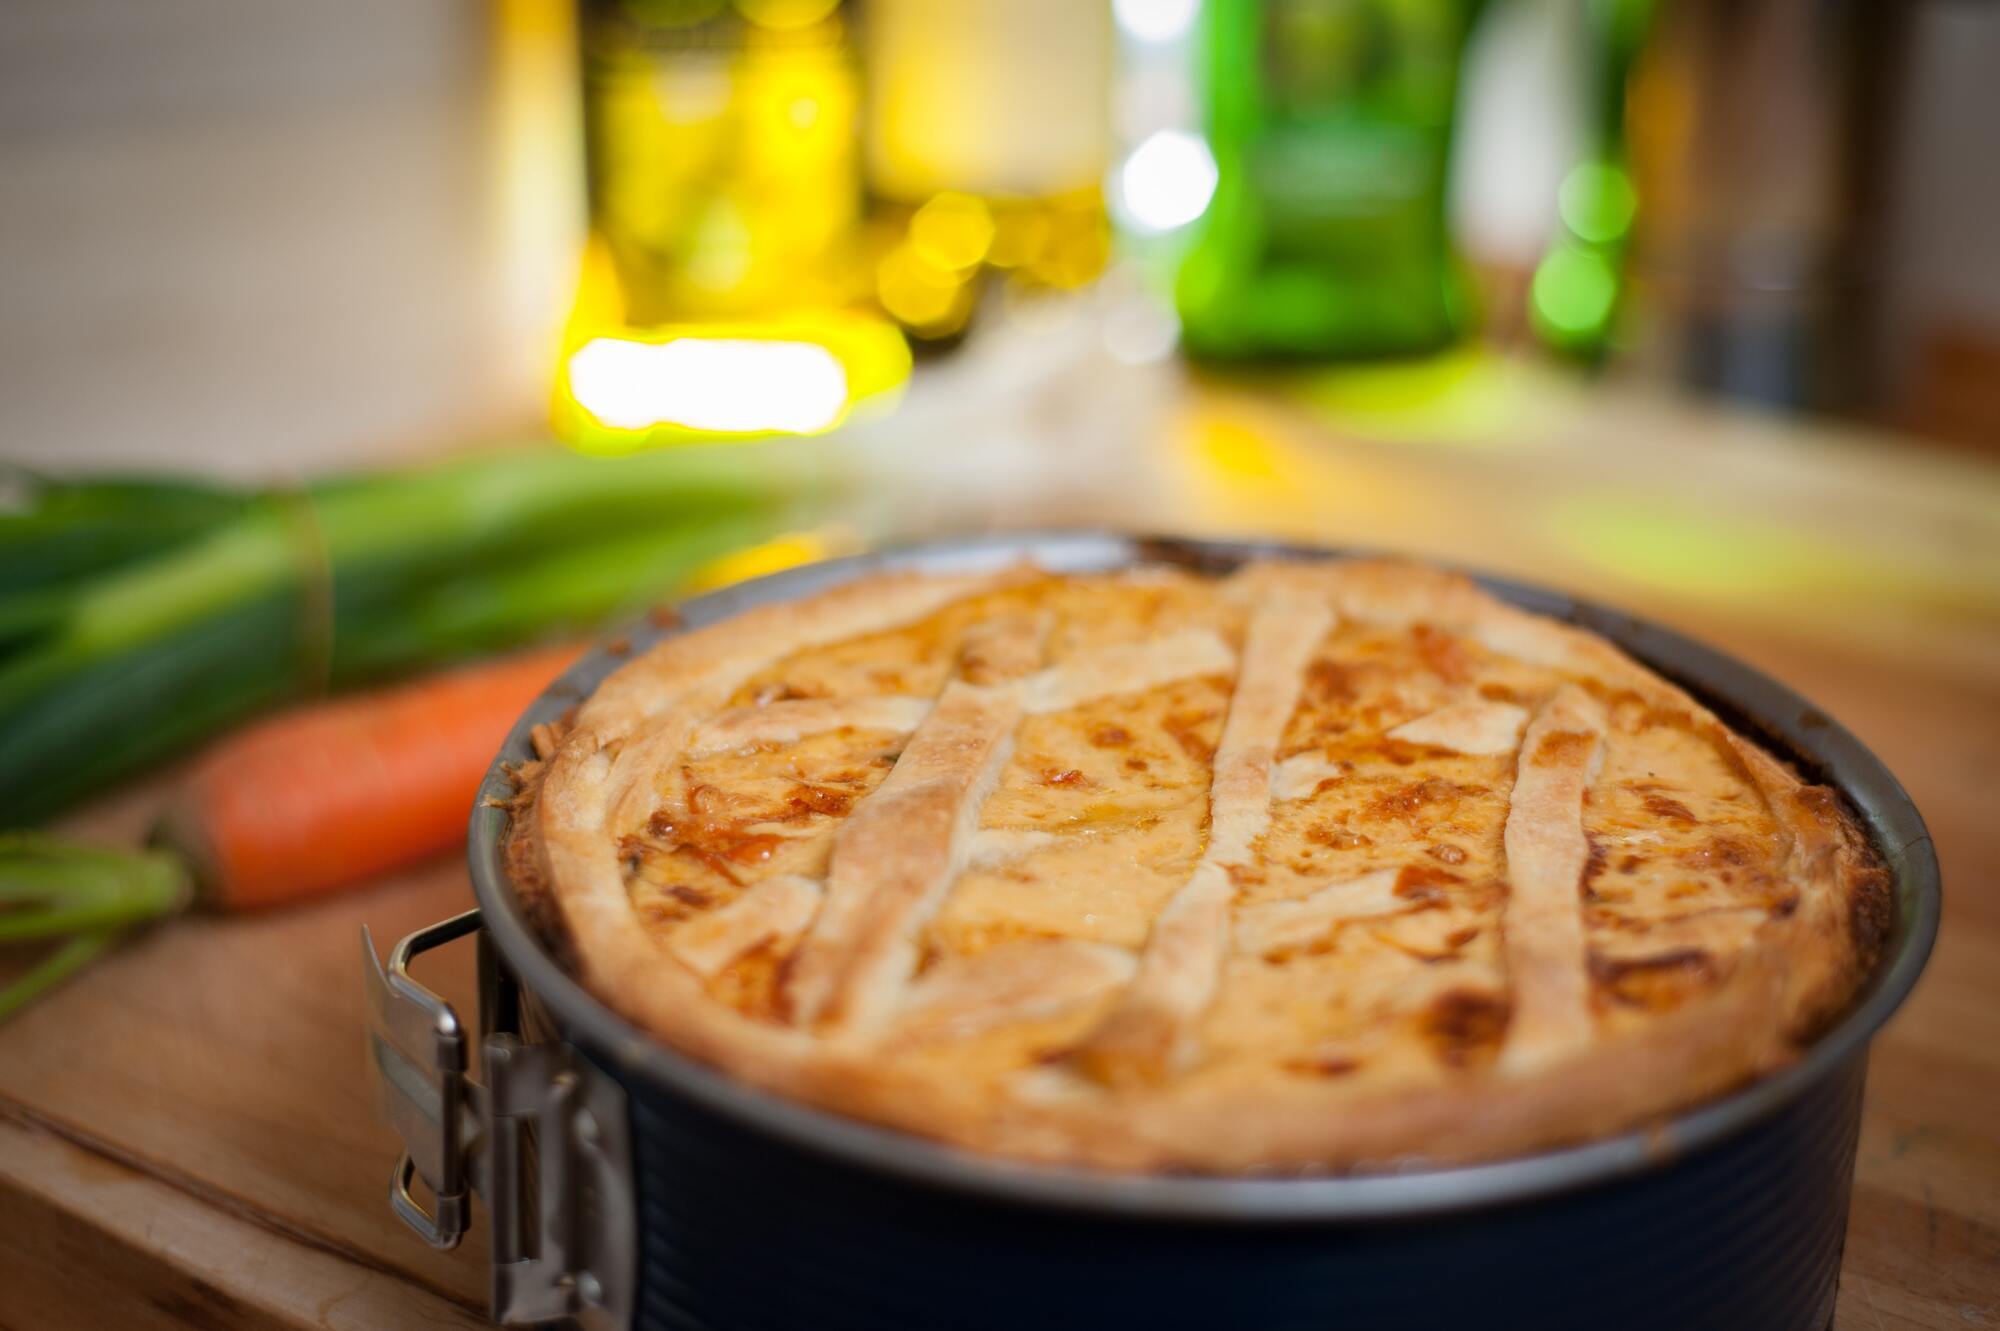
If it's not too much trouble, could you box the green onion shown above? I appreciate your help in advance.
[0,833,189,1022]
[0,440,837,825]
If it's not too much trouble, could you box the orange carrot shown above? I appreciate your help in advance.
[157,643,584,910]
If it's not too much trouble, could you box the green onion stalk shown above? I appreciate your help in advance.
[0,440,839,1014]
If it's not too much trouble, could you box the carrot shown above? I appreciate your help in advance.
[156,643,584,910]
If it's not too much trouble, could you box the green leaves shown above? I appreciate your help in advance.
[0,833,189,941]
[0,441,835,825]
[0,834,190,1021]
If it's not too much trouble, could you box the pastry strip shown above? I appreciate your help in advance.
[1232,869,1406,955]
[965,827,1060,868]
[1497,686,1606,1074]
[1071,595,1334,1085]
[1271,753,1343,801]
[1387,701,1529,755]
[783,616,1045,1039]
[687,696,933,758]
[891,939,1137,1043]
[1023,629,1235,715]
[667,875,823,978]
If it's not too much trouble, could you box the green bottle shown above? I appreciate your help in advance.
[1176,0,1486,361]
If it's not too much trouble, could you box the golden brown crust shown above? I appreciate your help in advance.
[508,558,1889,1174]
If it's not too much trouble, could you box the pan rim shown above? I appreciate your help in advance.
[465,530,1939,1222]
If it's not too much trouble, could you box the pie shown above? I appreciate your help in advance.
[504,558,1890,1172]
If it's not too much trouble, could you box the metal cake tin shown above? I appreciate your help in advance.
[366,532,1939,1331]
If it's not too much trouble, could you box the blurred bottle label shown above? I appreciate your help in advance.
[580,0,863,325]
[863,0,1111,201]
[860,0,1112,342]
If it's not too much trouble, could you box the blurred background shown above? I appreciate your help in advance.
[2,0,1998,830]
[2,10,1998,1323]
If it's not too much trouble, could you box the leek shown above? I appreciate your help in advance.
[0,441,832,824]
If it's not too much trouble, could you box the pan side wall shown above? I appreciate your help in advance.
[614,1050,1865,1331]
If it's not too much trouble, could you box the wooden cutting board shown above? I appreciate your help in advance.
[1,619,1995,1330]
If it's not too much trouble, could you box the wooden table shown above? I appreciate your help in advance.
[2,375,1996,1327]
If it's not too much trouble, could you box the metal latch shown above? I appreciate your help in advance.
[364,910,634,1328]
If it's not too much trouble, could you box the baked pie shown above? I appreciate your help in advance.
[506,559,1889,1172]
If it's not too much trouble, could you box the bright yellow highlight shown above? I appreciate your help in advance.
[682,527,857,594]
[553,313,910,452]
[909,193,996,271]
[876,244,974,334]
[568,337,848,433]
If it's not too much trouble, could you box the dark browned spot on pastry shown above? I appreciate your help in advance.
[1396,863,1461,901]
[1162,709,1220,763]
[785,783,854,818]
[1681,835,1755,871]
[1376,922,1476,964]
[1305,658,1359,704]
[1089,723,1133,748]
[1576,680,1647,712]
[1371,738,1441,767]
[1530,729,1596,767]
[1282,1052,1361,1078]
[1420,988,1510,1068]
[1225,862,1268,888]
[1580,837,1610,902]
[1618,853,1645,874]
[660,831,748,879]
[1594,949,1715,1013]
[1306,822,1371,850]
[635,898,690,927]
[711,942,788,1022]
[753,680,823,704]
[1427,842,1468,865]
[1478,682,1523,703]
[1124,756,1150,772]
[1412,623,1472,683]
[1457,877,1507,913]
[1362,778,1486,823]
[1793,785,1844,822]
[1643,792,1698,824]
[1263,932,1342,965]
[1040,767,1091,787]
[664,883,714,908]
[1849,865,1893,962]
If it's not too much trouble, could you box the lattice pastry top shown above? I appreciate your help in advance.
[507,559,1889,1172]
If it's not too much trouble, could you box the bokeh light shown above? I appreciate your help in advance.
[908,192,997,272]
[1530,245,1620,343]
[1113,0,1200,45]
[567,335,849,433]
[1557,162,1638,247]
[1116,129,1218,234]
